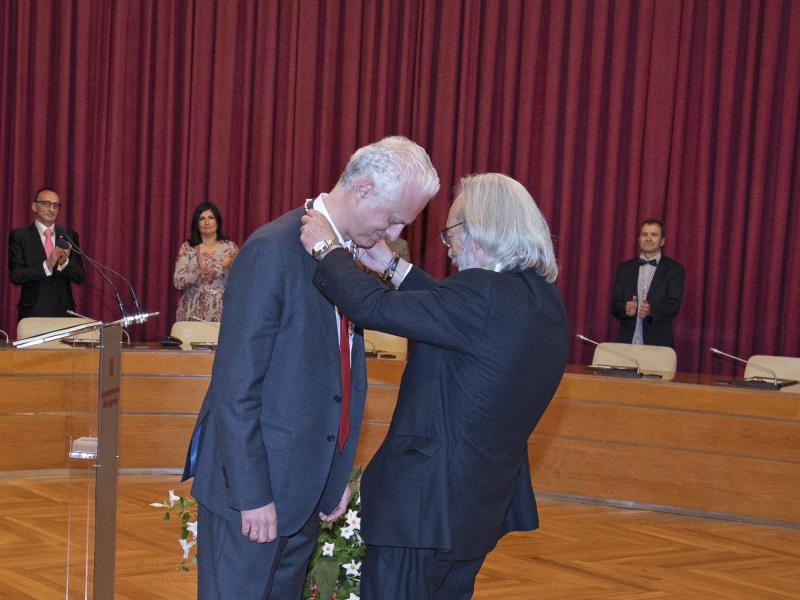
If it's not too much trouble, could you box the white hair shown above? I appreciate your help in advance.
[339,136,440,201]
[457,173,558,282]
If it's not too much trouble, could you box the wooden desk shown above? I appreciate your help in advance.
[531,366,800,525]
[1,349,798,525]
[0,347,401,472]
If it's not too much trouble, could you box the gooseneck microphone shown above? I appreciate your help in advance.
[709,347,779,387]
[56,234,127,320]
[576,334,643,377]
[57,232,145,321]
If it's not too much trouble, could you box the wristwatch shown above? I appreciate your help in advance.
[311,239,341,260]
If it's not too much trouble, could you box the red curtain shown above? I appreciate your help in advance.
[1,1,798,373]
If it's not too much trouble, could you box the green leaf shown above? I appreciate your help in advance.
[162,512,170,521]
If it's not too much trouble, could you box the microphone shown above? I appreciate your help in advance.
[0,329,10,346]
[576,334,642,377]
[57,233,127,320]
[58,231,146,321]
[709,347,779,388]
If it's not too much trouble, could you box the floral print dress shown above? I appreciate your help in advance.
[173,240,238,322]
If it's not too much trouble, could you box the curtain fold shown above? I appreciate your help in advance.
[1,0,798,372]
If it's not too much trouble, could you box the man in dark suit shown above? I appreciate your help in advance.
[301,173,569,599]
[611,218,685,347]
[182,136,439,599]
[8,188,85,322]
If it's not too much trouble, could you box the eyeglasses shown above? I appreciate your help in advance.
[35,201,61,210]
[438,221,465,248]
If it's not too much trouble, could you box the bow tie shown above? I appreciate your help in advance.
[638,258,658,267]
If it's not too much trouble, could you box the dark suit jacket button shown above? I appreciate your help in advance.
[327,435,335,442]
[333,394,341,403]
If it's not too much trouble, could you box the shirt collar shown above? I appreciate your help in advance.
[35,220,55,236]
[639,251,662,263]
[310,193,353,250]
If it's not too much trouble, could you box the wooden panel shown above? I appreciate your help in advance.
[537,398,800,462]
[119,415,198,469]
[362,384,399,422]
[121,351,214,376]
[354,422,389,466]
[529,435,800,523]
[558,372,800,419]
[120,378,208,413]
[0,416,67,470]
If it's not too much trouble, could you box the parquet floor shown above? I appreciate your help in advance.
[0,475,798,599]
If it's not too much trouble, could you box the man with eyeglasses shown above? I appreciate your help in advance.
[301,173,568,599]
[8,188,85,321]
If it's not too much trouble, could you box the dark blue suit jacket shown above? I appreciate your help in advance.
[8,224,85,320]
[183,208,367,536]
[611,255,685,347]
[314,250,568,560]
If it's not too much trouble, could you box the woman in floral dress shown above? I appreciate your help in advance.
[173,201,239,322]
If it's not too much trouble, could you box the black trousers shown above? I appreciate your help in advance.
[361,544,485,600]
[197,503,319,600]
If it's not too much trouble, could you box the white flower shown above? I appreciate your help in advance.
[322,542,335,557]
[347,594,360,600]
[168,489,180,507]
[342,560,362,576]
[186,521,198,539]
[179,538,193,560]
[340,524,355,539]
[345,509,361,530]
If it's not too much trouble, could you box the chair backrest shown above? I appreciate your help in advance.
[170,321,220,351]
[592,342,677,376]
[744,355,800,393]
[16,317,97,349]
[363,330,408,358]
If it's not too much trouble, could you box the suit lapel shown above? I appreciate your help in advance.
[27,224,46,263]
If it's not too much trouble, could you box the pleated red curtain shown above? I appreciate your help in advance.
[1,0,798,373]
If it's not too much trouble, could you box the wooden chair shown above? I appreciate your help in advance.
[16,317,97,349]
[744,355,800,393]
[363,330,408,359]
[592,343,677,378]
[170,320,220,351]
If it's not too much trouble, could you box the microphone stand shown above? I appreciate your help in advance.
[56,237,127,321]
[709,347,781,388]
[58,232,149,323]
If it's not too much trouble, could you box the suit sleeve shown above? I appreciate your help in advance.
[648,262,684,321]
[315,249,488,353]
[610,264,631,321]
[8,230,47,285]
[209,237,284,511]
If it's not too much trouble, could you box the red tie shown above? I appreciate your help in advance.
[44,229,54,258]
[337,311,350,453]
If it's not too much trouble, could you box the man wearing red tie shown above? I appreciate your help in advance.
[611,218,685,348]
[182,136,439,599]
[8,188,85,322]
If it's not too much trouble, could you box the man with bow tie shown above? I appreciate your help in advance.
[611,218,685,347]
[8,188,85,322]
[182,136,439,599]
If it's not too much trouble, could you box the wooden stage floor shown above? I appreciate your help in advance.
[0,475,797,599]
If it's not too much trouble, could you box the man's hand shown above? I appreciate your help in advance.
[625,295,638,317]
[638,297,651,319]
[300,210,337,255]
[241,502,278,543]
[355,241,394,274]
[319,485,352,522]
[46,247,67,270]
